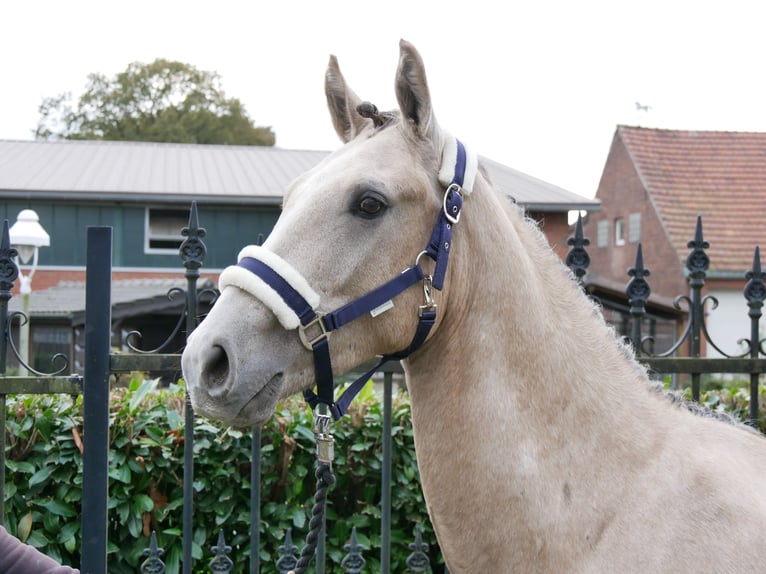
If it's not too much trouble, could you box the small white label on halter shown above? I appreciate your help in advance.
[370,300,394,318]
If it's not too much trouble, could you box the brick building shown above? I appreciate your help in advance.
[582,125,766,356]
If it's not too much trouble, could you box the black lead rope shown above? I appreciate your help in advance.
[289,462,336,574]
[287,406,336,574]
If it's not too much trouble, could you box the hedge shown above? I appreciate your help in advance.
[5,376,765,573]
[3,378,442,574]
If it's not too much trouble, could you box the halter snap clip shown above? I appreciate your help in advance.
[419,275,437,317]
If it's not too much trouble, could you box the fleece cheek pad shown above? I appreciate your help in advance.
[438,132,478,196]
[217,245,321,330]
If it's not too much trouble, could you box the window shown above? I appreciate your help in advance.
[629,213,642,243]
[614,217,625,246]
[597,220,610,247]
[31,326,72,373]
[145,208,188,253]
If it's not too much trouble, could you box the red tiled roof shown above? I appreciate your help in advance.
[618,126,766,274]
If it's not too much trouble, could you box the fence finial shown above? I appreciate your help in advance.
[180,201,208,272]
[406,527,431,572]
[340,527,366,573]
[140,531,166,574]
[686,216,710,287]
[745,246,765,320]
[209,530,234,573]
[566,213,590,283]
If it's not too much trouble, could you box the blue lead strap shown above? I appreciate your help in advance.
[304,265,430,420]
[309,338,336,408]
[309,308,436,419]
[427,139,466,289]
[322,266,424,331]
[427,189,462,289]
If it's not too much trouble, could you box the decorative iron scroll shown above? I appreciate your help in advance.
[0,220,69,375]
[0,221,19,294]
[122,201,215,354]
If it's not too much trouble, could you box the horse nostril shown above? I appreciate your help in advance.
[205,345,230,388]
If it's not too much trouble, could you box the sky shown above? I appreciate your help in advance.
[2,1,766,200]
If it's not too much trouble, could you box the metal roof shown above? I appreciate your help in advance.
[0,139,599,210]
[8,277,214,321]
[479,156,599,211]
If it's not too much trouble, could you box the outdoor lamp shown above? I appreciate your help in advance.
[9,209,50,271]
[8,209,50,374]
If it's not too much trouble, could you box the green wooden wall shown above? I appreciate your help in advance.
[1,200,279,270]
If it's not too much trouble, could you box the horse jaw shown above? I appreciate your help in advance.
[181,286,314,426]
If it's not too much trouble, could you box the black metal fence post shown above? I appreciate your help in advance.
[381,371,393,573]
[81,226,113,573]
[250,426,261,574]
[179,201,207,574]
[685,217,710,401]
[745,247,765,425]
[0,220,19,526]
[626,244,650,353]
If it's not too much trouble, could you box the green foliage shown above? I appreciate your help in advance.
[686,376,766,432]
[4,379,440,573]
[35,59,276,146]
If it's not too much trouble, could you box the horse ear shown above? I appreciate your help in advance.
[395,39,435,139]
[325,55,367,143]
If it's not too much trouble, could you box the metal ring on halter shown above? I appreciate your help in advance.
[414,250,430,268]
[443,183,463,225]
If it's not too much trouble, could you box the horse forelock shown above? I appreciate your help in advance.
[356,101,397,129]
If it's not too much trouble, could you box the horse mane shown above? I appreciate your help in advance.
[650,381,754,429]
[480,164,752,433]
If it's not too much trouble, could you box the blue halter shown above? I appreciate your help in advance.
[235,140,468,420]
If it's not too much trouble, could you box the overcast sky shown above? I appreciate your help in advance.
[2,1,765,199]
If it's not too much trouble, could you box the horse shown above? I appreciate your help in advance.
[181,40,766,572]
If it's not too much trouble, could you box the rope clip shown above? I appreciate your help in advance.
[419,275,438,317]
[314,404,335,466]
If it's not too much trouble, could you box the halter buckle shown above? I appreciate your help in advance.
[299,314,329,351]
[443,183,463,225]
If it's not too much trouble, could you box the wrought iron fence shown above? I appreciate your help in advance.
[0,203,764,573]
[0,203,446,573]
[568,214,766,423]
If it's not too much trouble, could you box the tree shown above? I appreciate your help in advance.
[36,59,275,146]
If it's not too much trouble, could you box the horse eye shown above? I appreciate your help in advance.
[358,196,385,217]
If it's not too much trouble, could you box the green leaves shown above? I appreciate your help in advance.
[4,379,444,572]
[38,499,77,518]
[36,60,276,146]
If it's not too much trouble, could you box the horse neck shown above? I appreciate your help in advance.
[400,177,676,570]
[403,175,661,467]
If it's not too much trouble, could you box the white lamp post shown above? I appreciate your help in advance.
[9,209,50,375]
